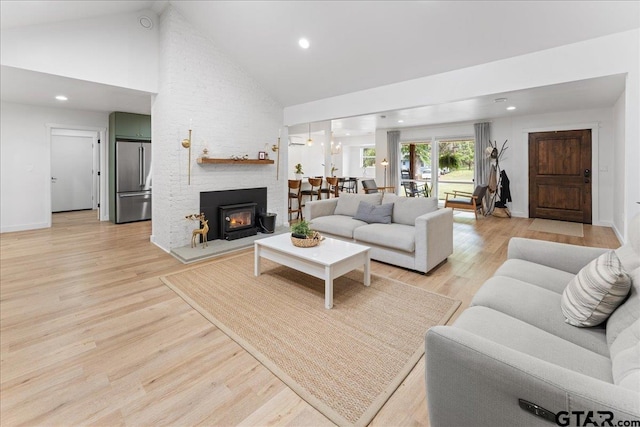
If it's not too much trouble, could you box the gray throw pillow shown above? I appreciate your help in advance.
[353,202,393,224]
[334,193,383,217]
[561,251,631,327]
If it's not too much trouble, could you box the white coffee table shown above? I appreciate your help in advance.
[254,233,371,309]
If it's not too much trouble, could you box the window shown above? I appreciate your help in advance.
[361,147,376,168]
[437,139,475,200]
[400,142,431,180]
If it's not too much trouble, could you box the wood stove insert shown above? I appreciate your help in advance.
[219,203,257,240]
[200,187,267,242]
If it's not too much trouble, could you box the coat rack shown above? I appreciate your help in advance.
[486,139,508,215]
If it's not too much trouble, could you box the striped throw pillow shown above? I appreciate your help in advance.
[561,251,631,327]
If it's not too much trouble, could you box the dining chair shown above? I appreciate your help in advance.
[287,179,303,221]
[301,177,323,207]
[320,177,340,198]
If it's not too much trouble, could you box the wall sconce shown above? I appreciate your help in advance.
[271,129,281,180]
[182,127,192,185]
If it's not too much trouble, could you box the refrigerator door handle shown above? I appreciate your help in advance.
[139,146,144,186]
[119,192,151,198]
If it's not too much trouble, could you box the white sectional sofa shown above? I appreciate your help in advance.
[425,214,640,426]
[304,192,453,274]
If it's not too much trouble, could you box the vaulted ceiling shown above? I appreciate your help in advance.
[1,1,638,133]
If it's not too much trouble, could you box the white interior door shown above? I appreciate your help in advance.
[51,135,94,212]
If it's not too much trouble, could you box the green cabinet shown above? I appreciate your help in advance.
[108,112,152,223]
[110,112,151,140]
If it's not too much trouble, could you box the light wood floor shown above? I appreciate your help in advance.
[0,210,620,426]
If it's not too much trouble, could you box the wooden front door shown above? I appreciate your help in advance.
[528,129,592,223]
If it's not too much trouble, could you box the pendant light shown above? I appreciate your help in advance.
[306,123,313,146]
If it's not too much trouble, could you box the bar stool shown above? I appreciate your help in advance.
[320,177,339,198]
[301,177,323,207]
[288,179,303,221]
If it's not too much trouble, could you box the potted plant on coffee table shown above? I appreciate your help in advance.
[290,220,321,247]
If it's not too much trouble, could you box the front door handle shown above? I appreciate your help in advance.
[584,169,591,178]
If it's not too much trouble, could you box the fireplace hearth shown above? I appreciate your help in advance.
[220,203,257,240]
[200,188,267,242]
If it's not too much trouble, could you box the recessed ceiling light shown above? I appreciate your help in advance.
[55,95,68,101]
[506,106,516,111]
[398,120,404,123]
[346,133,351,136]
[298,38,310,49]
[139,16,153,29]
[494,97,507,103]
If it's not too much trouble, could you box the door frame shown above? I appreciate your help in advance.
[51,130,96,212]
[521,122,601,225]
[46,123,108,227]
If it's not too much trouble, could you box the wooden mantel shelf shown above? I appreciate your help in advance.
[197,158,274,165]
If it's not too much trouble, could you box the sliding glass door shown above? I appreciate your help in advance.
[400,142,432,195]
[399,138,475,199]
[436,139,475,200]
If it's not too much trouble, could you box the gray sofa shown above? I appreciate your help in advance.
[425,214,640,426]
[304,192,453,274]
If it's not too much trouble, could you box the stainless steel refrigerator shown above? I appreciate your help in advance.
[115,140,152,223]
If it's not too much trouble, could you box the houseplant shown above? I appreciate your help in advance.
[290,220,313,239]
[294,163,303,180]
[290,220,321,247]
[438,152,460,171]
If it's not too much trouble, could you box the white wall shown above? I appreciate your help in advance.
[287,137,326,179]
[0,9,159,93]
[285,29,640,240]
[0,101,108,232]
[151,7,284,251]
[284,30,638,128]
[339,134,375,179]
[491,107,615,226]
[613,91,626,240]
[287,123,347,179]
[374,108,618,226]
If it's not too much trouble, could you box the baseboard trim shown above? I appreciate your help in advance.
[610,223,624,244]
[151,238,170,254]
[1,222,50,233]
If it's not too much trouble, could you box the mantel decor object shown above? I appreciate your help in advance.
[185,213,208,248]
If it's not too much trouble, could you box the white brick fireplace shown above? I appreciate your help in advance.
[151,6,286,251]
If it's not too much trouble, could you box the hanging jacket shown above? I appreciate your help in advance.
[500,170,512,203]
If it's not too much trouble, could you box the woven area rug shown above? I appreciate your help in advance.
[161,252,460,427]
[528,218,584,237]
